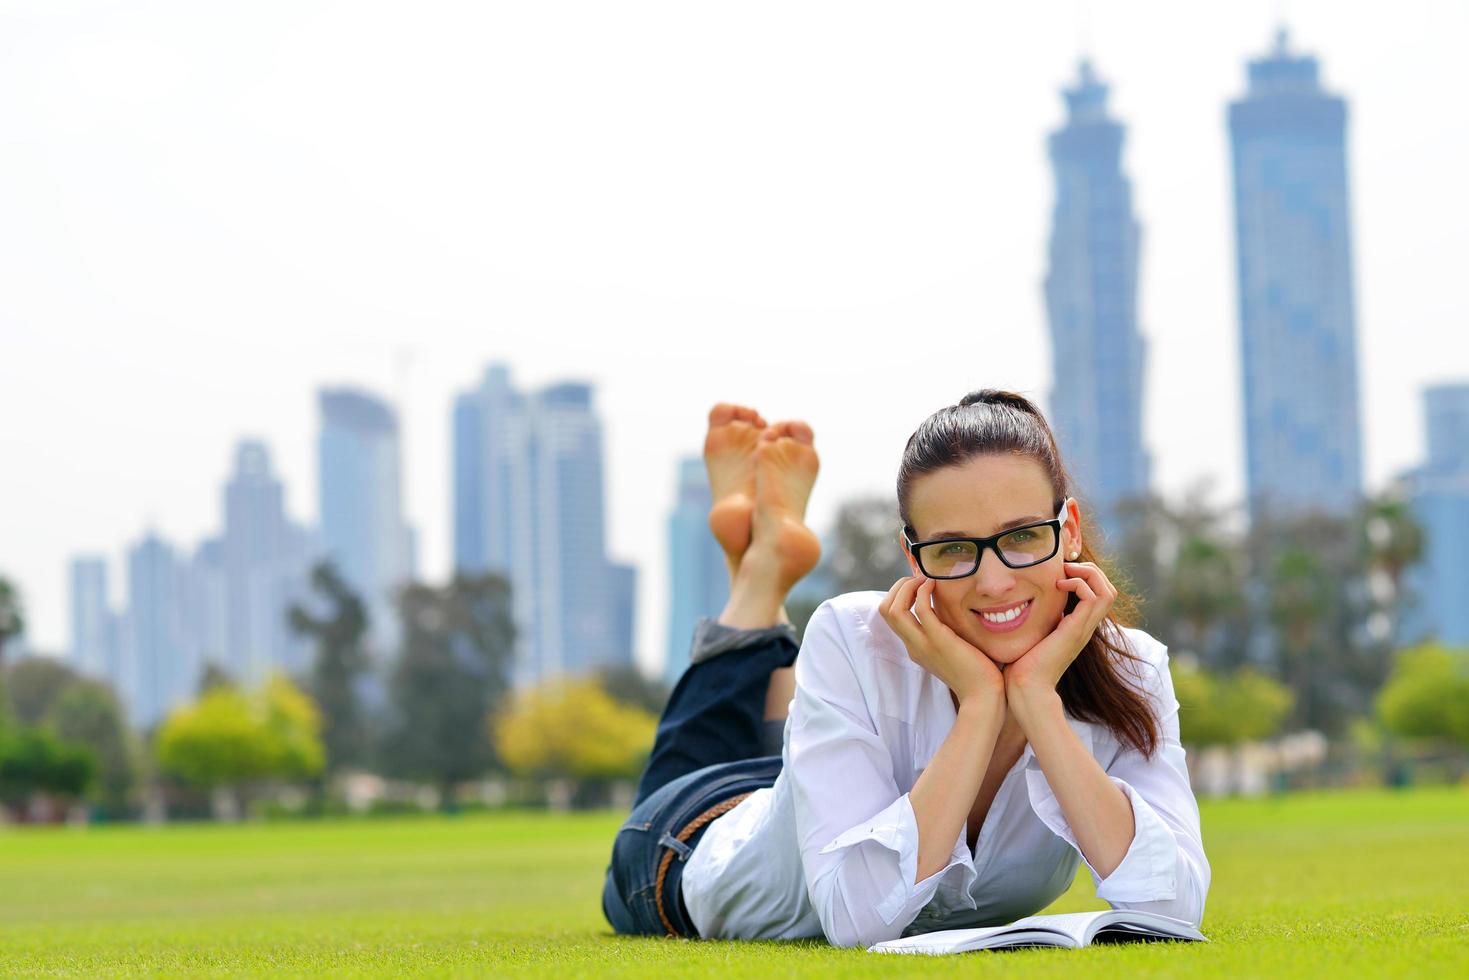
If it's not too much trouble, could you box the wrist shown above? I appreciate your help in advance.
[954,683,1006,718]
[1006,683,1062,726]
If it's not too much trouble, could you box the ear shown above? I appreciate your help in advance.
[899,530,922,577]
[1062,497,1083,559]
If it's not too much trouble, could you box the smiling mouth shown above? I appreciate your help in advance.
[973,599,1032,630]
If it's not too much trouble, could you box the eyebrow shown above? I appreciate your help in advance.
[926,514,1048,540]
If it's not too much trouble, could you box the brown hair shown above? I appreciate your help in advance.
[896,388,1159,757]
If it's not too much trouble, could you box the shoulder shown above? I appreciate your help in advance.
[795,590,926,707]
[803,591,920,671]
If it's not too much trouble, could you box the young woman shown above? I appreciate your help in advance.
[602,391,1209,948]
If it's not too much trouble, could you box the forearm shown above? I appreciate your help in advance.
[908,689,1004,881]
[1009,687,1133,878]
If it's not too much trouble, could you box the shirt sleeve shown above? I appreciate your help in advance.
[1023,632,1211,928]
[785,601,977,949]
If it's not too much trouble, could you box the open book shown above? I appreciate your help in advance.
[868,910,1207,954]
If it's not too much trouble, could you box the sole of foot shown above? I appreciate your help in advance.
[749,420,822,591]
[704,403,767,571]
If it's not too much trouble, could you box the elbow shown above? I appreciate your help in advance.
[813,879,910,949]
[821,912,900,951]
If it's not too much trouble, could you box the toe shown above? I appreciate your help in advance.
[708,403,737,427]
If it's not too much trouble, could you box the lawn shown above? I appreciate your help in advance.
[0,786,1466,977]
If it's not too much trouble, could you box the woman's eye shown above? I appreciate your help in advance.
[938,543,969,557]
[1008,530,1036,543]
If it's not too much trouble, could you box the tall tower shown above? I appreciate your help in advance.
[452,365,633,685]
[125,530,188,728]
[664,457,729,688]
[1229,30,1363,522]
[1402,384,1469,645]
[317,389,413,657]
[69,556,114,679]
[221,440,314,682]
[1044,60,1150,544]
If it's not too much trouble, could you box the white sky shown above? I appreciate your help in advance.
[2,1,1467,677]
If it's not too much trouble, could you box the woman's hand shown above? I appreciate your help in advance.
[879,576,1005,707]
[1003,560,1118,701]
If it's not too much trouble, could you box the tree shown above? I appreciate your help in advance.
[197,662,237,695]
[0,729,96,816]
[288,562,371,777]
[260,675,326,780]
[1168,535,1245,666]
[495,678,657,783]
[1377,644,1469,748]
[155,687,272,791]
[154,675,324,812]
[377,573,515,804]
[4,657,83,727]
[596,664,671,715]
[44,678,140,813]
[1172,661,1292,748]
[824,497,912,595]
[1359,491,1426,681]
[0,575,25,670]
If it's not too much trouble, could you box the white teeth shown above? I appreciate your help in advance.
[981,601,1030,624]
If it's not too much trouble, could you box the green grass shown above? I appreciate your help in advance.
[1,787,1466,977]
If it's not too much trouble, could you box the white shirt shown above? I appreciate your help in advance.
[680,590,1211,948]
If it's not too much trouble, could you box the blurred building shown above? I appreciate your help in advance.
[664,457,729,688]
[452,364,636,685]
[1401,383,1469,645]
[218,440,316,683]
[1229,30,1363,523]
[124,530,192,728]
[318,388,415,658]
[68,556,115,680]
[1043,60,1150,546]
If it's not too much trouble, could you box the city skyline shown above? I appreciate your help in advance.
[4,4,1468,678]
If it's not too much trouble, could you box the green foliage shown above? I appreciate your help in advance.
[1173,660,1293,747]
[494,677,657,781]
[288,561,371,776]
[0,727,96,803]
[1377,644,1469,746]
[155,675,324,790]
[4,657,82,727]
[595,664,670,715]
[823,496,911,595]
[44,678,140,810]
[378,573,515,795]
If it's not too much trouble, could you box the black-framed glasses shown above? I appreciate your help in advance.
[902,499,1071,579]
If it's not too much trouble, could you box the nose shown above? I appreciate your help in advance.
[968,545,1018,601]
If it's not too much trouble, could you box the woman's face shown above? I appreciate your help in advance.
[902,453,1082,666]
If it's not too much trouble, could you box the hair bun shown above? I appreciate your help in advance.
[958,389,1037,413]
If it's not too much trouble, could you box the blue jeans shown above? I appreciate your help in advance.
[601,620,798,937]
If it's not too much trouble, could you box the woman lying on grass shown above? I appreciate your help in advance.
[602,390,1210,948]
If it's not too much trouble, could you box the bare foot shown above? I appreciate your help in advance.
[748,420,822,592]
[704,403,767,575]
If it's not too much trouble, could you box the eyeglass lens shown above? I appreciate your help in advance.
[918,525,1057,578]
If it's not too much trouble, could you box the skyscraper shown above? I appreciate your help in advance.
[125,530,191,728]
[452,365,636,684]
[318,388,414,657]
[68,556,114,680]
[664,457,729,688]
[1043,60,1150,544]
[220,440,315,683]
[1401,384,1469,645]
[1229,30,1363,522]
